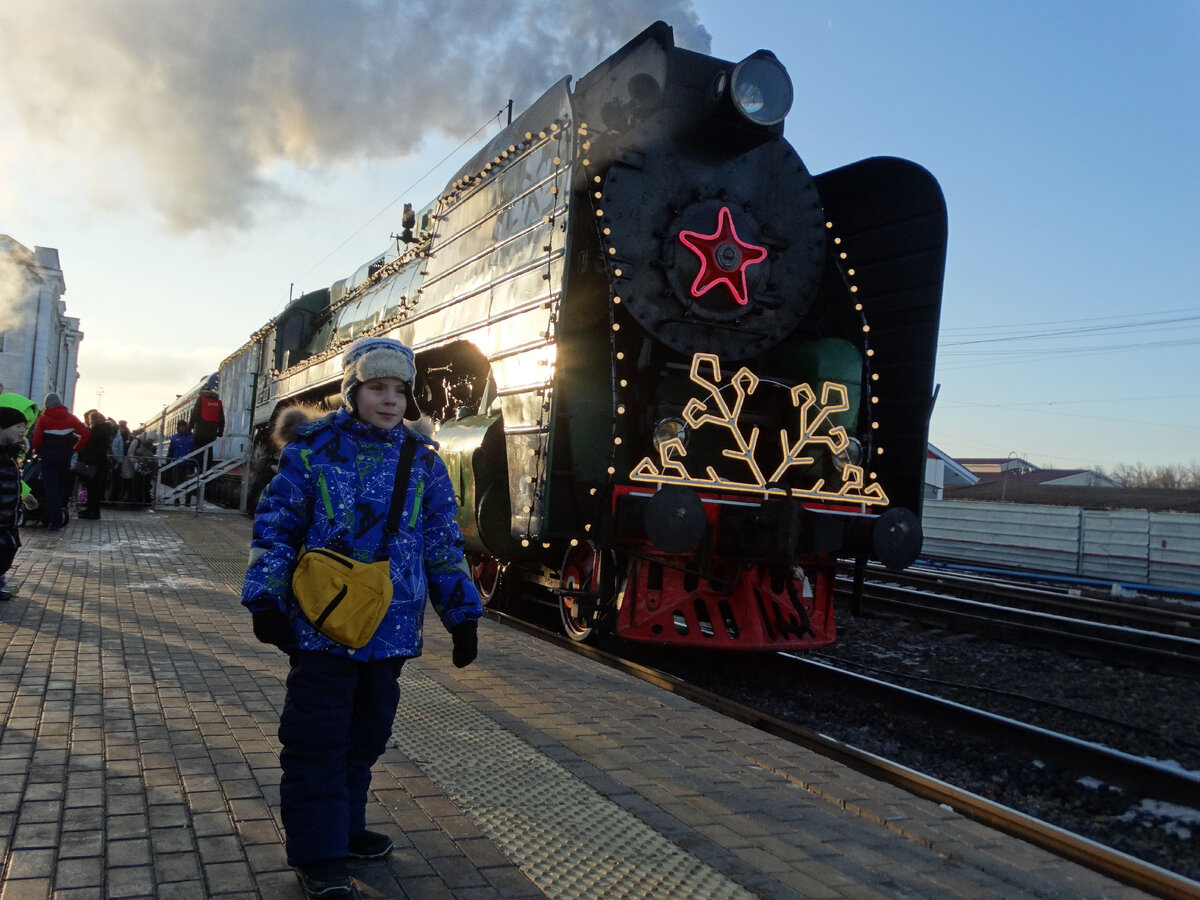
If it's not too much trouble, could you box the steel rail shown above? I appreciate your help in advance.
[856,565,1200,635]
[846,581,1200,677]
[787,655,1200,808]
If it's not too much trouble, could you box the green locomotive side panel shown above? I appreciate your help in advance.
[792,338,864,432]
[432,414,502,556]
[402,80,574,543]
[332,264,424,345]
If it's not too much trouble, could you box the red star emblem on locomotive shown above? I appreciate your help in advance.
[677,206,768,307]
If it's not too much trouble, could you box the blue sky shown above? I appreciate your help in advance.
[2,1,1197,472]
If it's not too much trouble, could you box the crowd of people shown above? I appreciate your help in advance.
[35,399,161,523]
[0,382,167,601]
[0,385,163,530]
[0,384,235,605]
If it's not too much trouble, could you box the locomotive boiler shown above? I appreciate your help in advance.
[203,21,948,651]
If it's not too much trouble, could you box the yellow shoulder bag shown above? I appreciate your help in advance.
[292,439,418,648]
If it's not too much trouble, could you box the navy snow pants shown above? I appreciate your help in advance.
[40,458,70,528]
[278,650,406,866]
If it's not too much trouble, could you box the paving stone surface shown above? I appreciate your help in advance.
[0,509,1157,899]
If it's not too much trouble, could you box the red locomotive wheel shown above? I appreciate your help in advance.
[559,544,600,642]
[471,555,505,608]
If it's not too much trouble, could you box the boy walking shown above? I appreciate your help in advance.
[242,337,482,898]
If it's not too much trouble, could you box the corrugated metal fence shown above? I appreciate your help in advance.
[922,500,1200,593]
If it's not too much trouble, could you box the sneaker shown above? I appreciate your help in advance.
[0,590,13,602]
[295,859,355,898]
[347,829,394,860]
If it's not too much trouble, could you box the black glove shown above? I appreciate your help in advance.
[252,608,296,653]
[451,620,478,668]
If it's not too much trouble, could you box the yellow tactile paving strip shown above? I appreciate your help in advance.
[394,667,756,899]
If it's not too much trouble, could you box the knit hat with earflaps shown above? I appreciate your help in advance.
[340,336,420,421]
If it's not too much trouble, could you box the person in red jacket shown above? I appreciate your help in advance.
[32,393,89,530]
[190,387,225,469]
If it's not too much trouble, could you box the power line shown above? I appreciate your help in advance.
[939,305,1200,339]
[936,336,1199,369]
[288,107,509,296]
[936,306,1200,368]
[937,398,1200,433]
[942,393,1200,407]
[942,318,1200,347]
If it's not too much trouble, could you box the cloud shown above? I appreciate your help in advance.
[0,0,709,234]
[74,337,230,424]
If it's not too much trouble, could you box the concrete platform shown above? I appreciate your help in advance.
[0,509,1156,898]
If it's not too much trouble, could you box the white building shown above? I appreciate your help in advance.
[925,444,979,500]
[0,235,82,408]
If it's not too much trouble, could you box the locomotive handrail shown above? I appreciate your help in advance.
[425,173,564,271]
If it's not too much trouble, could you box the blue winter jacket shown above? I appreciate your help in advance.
[241,409,482,660]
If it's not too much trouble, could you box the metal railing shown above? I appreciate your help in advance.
[152,433,253,513]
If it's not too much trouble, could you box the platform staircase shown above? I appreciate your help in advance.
[154,447,245,510]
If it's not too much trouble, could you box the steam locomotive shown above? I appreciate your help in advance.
[165,22,947,651]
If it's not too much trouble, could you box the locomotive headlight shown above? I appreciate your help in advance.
[652,417,688,453]
[832,437,864,473]
[730,52,792,126]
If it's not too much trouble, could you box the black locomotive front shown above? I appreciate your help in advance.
[534,22,947,648]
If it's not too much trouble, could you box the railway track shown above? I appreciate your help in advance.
[900,565,1200,635]
[788,654,1200,811]
[857,563,1200,634]
[487,608,1200,899]
[839,569,1200,677]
